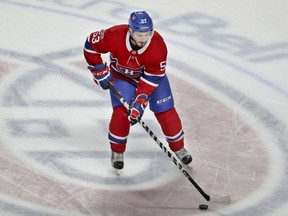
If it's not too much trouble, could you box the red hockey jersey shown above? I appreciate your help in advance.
[84,24,167,96]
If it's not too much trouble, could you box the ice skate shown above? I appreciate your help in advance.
[175,147,192,165]
[111,151,124,175]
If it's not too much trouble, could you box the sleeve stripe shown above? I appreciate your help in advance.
[144,71,165,77]
[140,76,159,87]
[84,48,98,54]
[84,36,99,54]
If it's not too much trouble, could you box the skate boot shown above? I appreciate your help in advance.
[175,147,192,165]
[111,151,124,170]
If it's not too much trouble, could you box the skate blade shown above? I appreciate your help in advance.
[184,163,193,170]
[114,169,121,176]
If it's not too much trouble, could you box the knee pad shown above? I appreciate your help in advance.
[109,106,130,152]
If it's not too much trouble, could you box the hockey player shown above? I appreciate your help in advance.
[84,11,192,170]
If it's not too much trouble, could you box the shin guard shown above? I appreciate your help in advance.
[109,106,130,153]
[155,108,184,152]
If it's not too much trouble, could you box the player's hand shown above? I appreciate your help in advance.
[88,63,111,90]
[129,94,148,126]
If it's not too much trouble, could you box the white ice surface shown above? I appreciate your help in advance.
[0,1,288,216]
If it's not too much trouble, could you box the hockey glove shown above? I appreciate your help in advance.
[129,94,148,126]
[88,63,111,90]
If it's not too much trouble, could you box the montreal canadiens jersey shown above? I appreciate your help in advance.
[84,24,168,96]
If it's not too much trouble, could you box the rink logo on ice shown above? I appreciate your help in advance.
[1,3,287,215]
[4,0,288,63]
[160,12,288,63]
[0,47,173,188]
[28,151,174,187]
[6,119,69,137]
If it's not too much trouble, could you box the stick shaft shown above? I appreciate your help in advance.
[138,120,210,201]
[108,82,231,203]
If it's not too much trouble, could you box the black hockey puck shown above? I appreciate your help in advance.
[199,204,208,210]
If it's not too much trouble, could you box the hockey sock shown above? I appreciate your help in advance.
[154,107,184,152]
[109,105,130,153]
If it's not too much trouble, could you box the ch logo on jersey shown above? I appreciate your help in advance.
[110,55,144,79]
[123,69,135,76]
[118,65,143,78]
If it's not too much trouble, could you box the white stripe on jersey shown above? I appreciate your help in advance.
[144,71,165,77]
[84,48,98,54]
[140,76,159,87]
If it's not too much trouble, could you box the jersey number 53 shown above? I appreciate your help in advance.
[91,30,105,44]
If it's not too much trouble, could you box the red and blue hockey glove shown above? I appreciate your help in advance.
[88,63,111,90]
[129,94,148,126]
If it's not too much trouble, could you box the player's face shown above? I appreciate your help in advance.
[131,31,152,47]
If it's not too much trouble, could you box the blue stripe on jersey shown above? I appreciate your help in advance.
[108,132,127,144]
[84,38,94,51]
[142,72,164,86]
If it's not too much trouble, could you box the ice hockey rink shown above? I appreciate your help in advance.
[0,0,288,215]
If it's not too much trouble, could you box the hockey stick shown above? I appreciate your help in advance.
[108,82,231,204]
